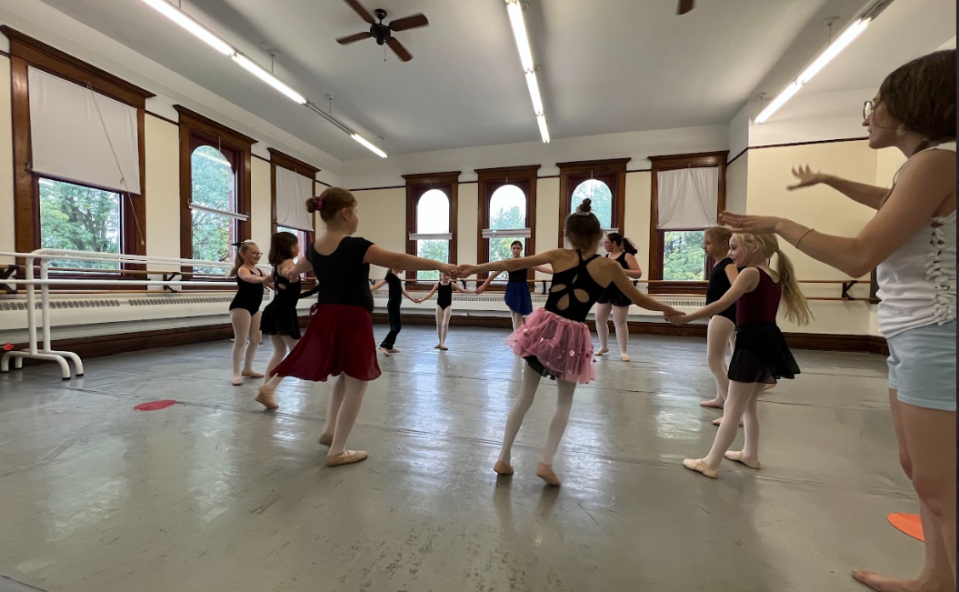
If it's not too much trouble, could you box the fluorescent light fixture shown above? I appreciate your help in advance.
[525,72,544,115]
[537,114,550,144]
[756,82,802,124]
[505,0,550,144]
[232,54,307,104]
[798,19,870,83]
[755,18,871,124]
[352,133,388,158]
[506,0,534,72]
[141,0,235,56]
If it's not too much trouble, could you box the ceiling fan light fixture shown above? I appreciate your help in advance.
[141,0,235,56]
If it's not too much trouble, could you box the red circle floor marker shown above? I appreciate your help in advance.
[888,513,924,542]
[135,400,178,412]
[2,343,13,352]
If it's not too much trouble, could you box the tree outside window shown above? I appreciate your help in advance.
[191,145,237,275]
[39,178,122,270]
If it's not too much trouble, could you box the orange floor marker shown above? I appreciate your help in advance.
[888,513,924,542]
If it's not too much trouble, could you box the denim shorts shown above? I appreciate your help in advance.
[887,321,957,411]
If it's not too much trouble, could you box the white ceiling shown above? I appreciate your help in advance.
[26,0,958,163]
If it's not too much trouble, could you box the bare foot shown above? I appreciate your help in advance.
[433,344,441,349]
[255,387,279,410]
[725,451,761,470]
[326,450,368,467]
[318,433,333,447]
[536,463,561,486]
[439,345,449,351]
[620,355,630,362]
[683,458,719,479]
[231,376,243,386]
[700,398,725,409]
[851,571,949,592]
[595,348,609,356]
[379,347,391,356]
[388,348,401,354]
[242,370,264,379]
[494,460,514,476]
[713,416,744,427]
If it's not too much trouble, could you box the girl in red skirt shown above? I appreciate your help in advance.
[257,187,458,467]
[459,199,680,486]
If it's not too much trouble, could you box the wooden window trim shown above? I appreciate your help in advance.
[557,158,630,247]
[6,26,153,290]
[270,149,319,288]
[648,151,729,295]
[403,172,460,289]
[476,165,540,288]
[176,105,254,285]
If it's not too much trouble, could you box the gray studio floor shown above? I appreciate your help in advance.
[0,326,919,592]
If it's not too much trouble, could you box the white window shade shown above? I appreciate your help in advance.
[275,165,314,231]
[28,67,140,194]
[657,167,720,230]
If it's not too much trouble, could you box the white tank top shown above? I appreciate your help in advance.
[876,142,957,338]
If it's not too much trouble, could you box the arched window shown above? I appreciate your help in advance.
[477,165,539,285]
[190,144,239,274]
[571,179,612,229]
[404,172,460,284]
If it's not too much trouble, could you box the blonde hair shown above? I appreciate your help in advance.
[733,232,812,326]
[229,241,256,278]
[705,226,733,245]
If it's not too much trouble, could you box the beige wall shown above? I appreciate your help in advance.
[250,157,272,253]
[144,115,180,270]
[457,183,478,266]
[623,172,652,277]
[875,146,907,187]
[0,56,14,263]
[353,188,406,278]
[534,177,560,278]
[746,141,878,291]
[726,154,748,214]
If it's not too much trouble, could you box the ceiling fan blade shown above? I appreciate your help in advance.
[343,0,375,24]
[387,37,413,62]
[677,0,695,15]
[337,31,373,45]
[390,14,429,32]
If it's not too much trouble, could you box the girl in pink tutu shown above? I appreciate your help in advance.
[459,199,680,486]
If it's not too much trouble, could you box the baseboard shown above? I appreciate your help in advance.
[6,314,888,366]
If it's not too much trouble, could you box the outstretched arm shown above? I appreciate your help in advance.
[607,264,678,315]
[364,245,458,276]
[671,268,760,324]
[789,165,889,211]
[370,279,387,291]
[283,258,314,281]
[238,267,271,285]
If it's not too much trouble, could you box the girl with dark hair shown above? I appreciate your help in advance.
[459,199,680,486]
[257,188,457,466]
[415,272,476,350]
[477,241,533,330]
[372,268,416,355]
[723,50,957,591]
[594,232,643,362]
[257,232,318,406]
[228,240,272,385]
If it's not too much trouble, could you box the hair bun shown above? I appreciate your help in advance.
[577,198,593,214]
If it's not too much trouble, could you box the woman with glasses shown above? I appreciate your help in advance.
[723,50,956,592]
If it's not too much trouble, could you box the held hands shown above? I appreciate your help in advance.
[457,263,478,278]
[283,267,300,282]
[665,311,690,326]
[787,165,826,191]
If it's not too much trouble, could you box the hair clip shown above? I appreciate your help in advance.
[314,197,324,210]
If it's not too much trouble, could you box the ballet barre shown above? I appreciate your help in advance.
[0,249,271,381]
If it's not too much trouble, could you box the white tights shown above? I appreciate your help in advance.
[231,309,262,378]
[595,304,629,357]
[436,306,453,346]
[498,365,576,467]
[706,316,736,402]
[703,381,764,467]
[265,335,298,377]
[510,311,524,331]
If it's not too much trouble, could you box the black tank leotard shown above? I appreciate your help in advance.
[437,282,453,310]
[229,267,265,314]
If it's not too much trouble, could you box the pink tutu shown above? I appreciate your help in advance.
[505,309,595,384]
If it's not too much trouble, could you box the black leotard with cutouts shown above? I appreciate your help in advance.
[544,251,606,323]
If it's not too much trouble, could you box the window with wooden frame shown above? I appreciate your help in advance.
[404,172,459,287]
[648,151,728,295]
[270,149,318,267]
[6,26,151,284]
[557,158,630,246]
[476,165,539,287]
[176,106,254,278]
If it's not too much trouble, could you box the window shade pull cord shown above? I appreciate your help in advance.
[87,82,144,247]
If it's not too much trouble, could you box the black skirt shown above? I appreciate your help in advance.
[728,322,800,384]
[261,293,303,339]
[597,284,632,307]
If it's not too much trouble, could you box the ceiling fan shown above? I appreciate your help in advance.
[336,0,429,63]
[677,0,696,15]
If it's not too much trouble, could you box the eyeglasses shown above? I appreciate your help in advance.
[863,99,878,120]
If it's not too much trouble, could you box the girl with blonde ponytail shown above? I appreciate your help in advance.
[668,232,811,479]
